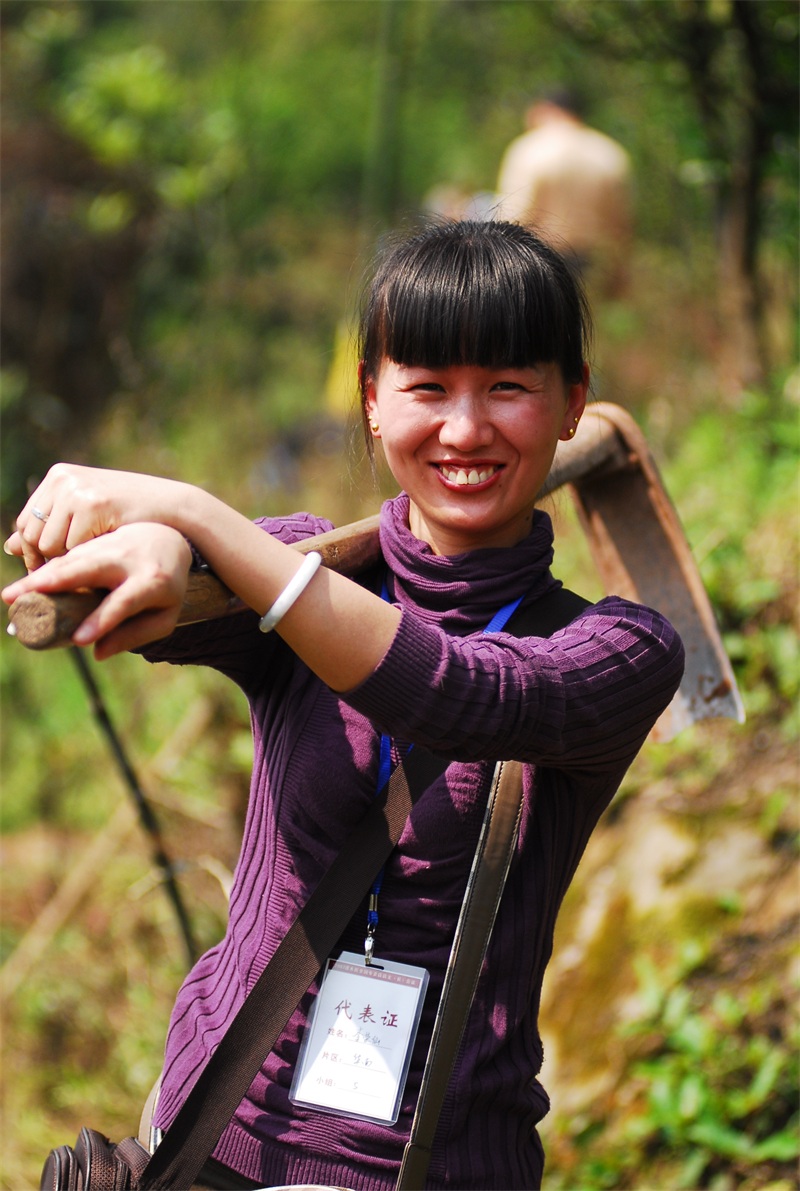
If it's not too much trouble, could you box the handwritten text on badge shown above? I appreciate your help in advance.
[290,952,429,1125]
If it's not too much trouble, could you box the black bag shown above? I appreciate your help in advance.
[41,1128,150,1191]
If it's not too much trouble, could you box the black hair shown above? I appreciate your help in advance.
[536,86,587,121]
[357,220,592,419]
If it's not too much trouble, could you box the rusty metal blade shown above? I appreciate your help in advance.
[566,404,744,740]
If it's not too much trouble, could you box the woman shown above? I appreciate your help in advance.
[3,220,684,1190]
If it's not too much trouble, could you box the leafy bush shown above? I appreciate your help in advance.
[544,944,799,1191]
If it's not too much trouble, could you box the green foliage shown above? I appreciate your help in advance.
[7,1,243,213]
[627,971,799,1174]
[544,947,799,1191]
[1,4,798,1188]
[56,46,243,211]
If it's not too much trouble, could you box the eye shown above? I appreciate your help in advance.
[491,381,527,393]
[410,381,446,393]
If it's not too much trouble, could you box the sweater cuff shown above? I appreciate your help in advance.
[344,609,447,735]
[184,538,211,574]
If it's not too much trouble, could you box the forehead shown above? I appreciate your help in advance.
[376,359,560,385]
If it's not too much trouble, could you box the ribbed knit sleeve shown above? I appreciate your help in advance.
[345,596,684,772]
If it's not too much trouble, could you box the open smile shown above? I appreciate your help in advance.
[436,463,503,488]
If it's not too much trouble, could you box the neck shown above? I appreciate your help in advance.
[407,503,535,556]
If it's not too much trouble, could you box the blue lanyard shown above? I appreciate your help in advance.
[364,579,524,963]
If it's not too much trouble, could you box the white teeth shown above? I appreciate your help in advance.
[441,465,496,486]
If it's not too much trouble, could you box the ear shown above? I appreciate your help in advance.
[559,363,589,440]
[361,364,380,435]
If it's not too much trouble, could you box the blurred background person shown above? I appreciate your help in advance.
[495,89,634,300]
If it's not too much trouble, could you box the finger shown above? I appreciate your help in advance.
[70,567,184,648]
[2,550,98,603]
[20,544,49,573]
[17,464,75,529]
[15,496,70,571]
[91,607,182,661]
[34,506,75,562]
[15,465,99,562]
[3,531,25,560]
[16,483,52,525]
[63,483,121,549]
[15,513,48,573]
[16,491,79,566]
[2,562,62,605]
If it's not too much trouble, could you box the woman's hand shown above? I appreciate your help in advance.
[5,463,191,573]
[2,523,192,660]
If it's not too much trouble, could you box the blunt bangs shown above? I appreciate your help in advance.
[359,220,590,388]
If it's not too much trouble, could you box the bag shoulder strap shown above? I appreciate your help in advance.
[397,758,524,1190]
[140,585,591,1190]
[397,585,592,1190]
[510,583,592,637]
[140,757,422,1189]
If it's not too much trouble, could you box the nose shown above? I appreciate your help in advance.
[438,394,494,452]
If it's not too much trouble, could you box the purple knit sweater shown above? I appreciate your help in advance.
[143,494,684,1190]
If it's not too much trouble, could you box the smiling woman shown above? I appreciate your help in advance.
[2,220,683,1191]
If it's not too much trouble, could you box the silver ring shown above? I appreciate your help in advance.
[31,506,50,523]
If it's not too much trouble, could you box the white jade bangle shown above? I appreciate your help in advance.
[258,551,323,633]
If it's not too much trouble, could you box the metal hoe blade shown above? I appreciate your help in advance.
[555,404,744,740]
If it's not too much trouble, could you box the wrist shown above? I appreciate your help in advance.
[160,481,215,538]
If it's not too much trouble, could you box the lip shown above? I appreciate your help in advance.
[433,462,504,490]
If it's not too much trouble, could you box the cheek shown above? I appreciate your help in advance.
[501,412,564,473]
[381,408,432,449]
[500,411,548,452]
[380,434,416,477]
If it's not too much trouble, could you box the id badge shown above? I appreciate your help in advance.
[290,951,429,1125]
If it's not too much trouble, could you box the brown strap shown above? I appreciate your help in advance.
[397,760,524,1190]
[140,756,426,1189]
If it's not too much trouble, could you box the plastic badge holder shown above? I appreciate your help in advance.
[290,951,429,1126]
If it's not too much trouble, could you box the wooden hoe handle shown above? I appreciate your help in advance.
[7,514,384,651]
[5,404,746,737]
[6,409,631,652]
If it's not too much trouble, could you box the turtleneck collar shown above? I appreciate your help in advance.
[378,492,558,633]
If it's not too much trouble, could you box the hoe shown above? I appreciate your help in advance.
[7,403,744,741]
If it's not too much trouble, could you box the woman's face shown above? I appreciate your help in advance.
[364,358,588,555]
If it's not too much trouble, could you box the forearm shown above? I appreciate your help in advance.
[163,486,402,693]
[4,471,400,688]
